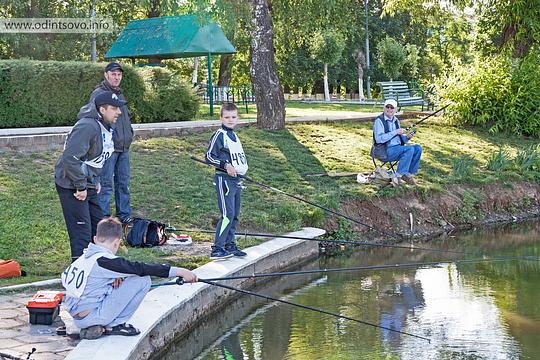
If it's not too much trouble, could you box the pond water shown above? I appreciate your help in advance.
[159,220,540,360]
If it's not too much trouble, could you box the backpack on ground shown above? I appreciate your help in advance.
[125,218,168,247]
[0,259,25,279]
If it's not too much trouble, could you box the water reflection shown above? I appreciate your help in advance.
[379,274,425,346]
[401,265,520,359]
[219,331,243,359]
[173,220,540,360]
[217,305,293,360]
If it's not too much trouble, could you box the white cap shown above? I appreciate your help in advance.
[384,99,398,108]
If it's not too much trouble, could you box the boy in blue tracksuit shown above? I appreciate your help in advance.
[205,103,248,260]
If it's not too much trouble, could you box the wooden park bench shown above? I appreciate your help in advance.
[377,81,428,110]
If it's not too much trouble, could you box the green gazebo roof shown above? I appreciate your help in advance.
[105,15,236,59]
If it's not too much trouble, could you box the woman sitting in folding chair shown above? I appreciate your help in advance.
[371,99,422,185]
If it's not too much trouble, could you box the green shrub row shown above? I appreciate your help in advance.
[439,52,540,138]
[452,145,540,182]
[0,60,200,128]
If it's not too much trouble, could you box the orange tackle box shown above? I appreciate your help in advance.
[26,291,63,325]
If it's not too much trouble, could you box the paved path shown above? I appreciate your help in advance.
[0,227,323,360]
[0,113,378,152]
[0,288,77,360]
[0,112,374,137]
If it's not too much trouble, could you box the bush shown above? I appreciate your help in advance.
[0,60,103,127]
[453,189,484,224]
[452,155,476,179]
[136,67,200,122]
[0,60,200,128]
[514,145,538,172]
[438,52,540,138]
[486,147,512,172]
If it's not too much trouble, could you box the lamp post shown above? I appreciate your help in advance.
[90,0,96,62]
[364,0,371,99]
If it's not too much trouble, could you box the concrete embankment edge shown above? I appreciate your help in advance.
[64,227,325,360]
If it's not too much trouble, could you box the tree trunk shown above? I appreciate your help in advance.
[192,57,199,85]
[217,54,233,86]
[147,1,162,65]
[353,49,366,101]
[358,60,365,100]
[323,63,330,102]
[249,0,286,130]
[28,0,38,17]
[358,76,365,100]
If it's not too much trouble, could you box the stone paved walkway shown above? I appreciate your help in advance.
[0,113,377,152]
[0,288,78,360]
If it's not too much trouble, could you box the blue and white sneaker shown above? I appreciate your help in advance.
[210,246,234,260]
[225,243,247,257]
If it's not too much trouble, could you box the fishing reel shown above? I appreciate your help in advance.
[406,128,417,136]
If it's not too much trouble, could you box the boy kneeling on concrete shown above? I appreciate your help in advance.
[62,217,198,340]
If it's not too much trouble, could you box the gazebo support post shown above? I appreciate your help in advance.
[207,53,214,117]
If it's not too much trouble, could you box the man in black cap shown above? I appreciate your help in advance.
[56,91,125,261]
[78,62,133,224]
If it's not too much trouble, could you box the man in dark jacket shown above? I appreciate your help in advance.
[78,62,133,224]
[56,91,125,261]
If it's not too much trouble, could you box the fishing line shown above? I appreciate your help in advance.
[191,156,400,239]
[200,279,431,342]
[151,256,536,288]
[166,226,537,260]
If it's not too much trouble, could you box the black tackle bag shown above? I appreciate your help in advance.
[126,218,167,247]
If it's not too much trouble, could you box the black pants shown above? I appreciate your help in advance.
[56,185,103,261]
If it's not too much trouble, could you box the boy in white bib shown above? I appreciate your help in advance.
[205,103,248,260]
[62,217,197,339]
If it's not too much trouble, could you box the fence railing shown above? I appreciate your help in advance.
[196,83,255,113]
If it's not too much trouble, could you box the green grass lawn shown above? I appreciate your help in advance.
[1,117,539,286]
[194,100,381,120]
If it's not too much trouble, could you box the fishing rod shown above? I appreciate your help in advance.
[406,104,450,133]
[200,279,431,342]
[0,348,36,360]
[151,256,536,288]
[202,257,534,281]
[166,226,486,257]
[190,156,400,240]
[304,171,361,178]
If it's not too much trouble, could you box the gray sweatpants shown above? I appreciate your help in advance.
[72,276,151,329]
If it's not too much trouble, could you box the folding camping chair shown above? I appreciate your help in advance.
[371,157,397,176]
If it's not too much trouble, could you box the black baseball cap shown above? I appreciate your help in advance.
[94,91,126,108]
[104,62,123,72]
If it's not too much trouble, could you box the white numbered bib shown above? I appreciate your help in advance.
[62,251,116,298]
[220,129,248,175]
[83,121,114,169]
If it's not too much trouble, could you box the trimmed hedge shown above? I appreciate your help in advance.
[0,60,200,128]
[439,53,540,138]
